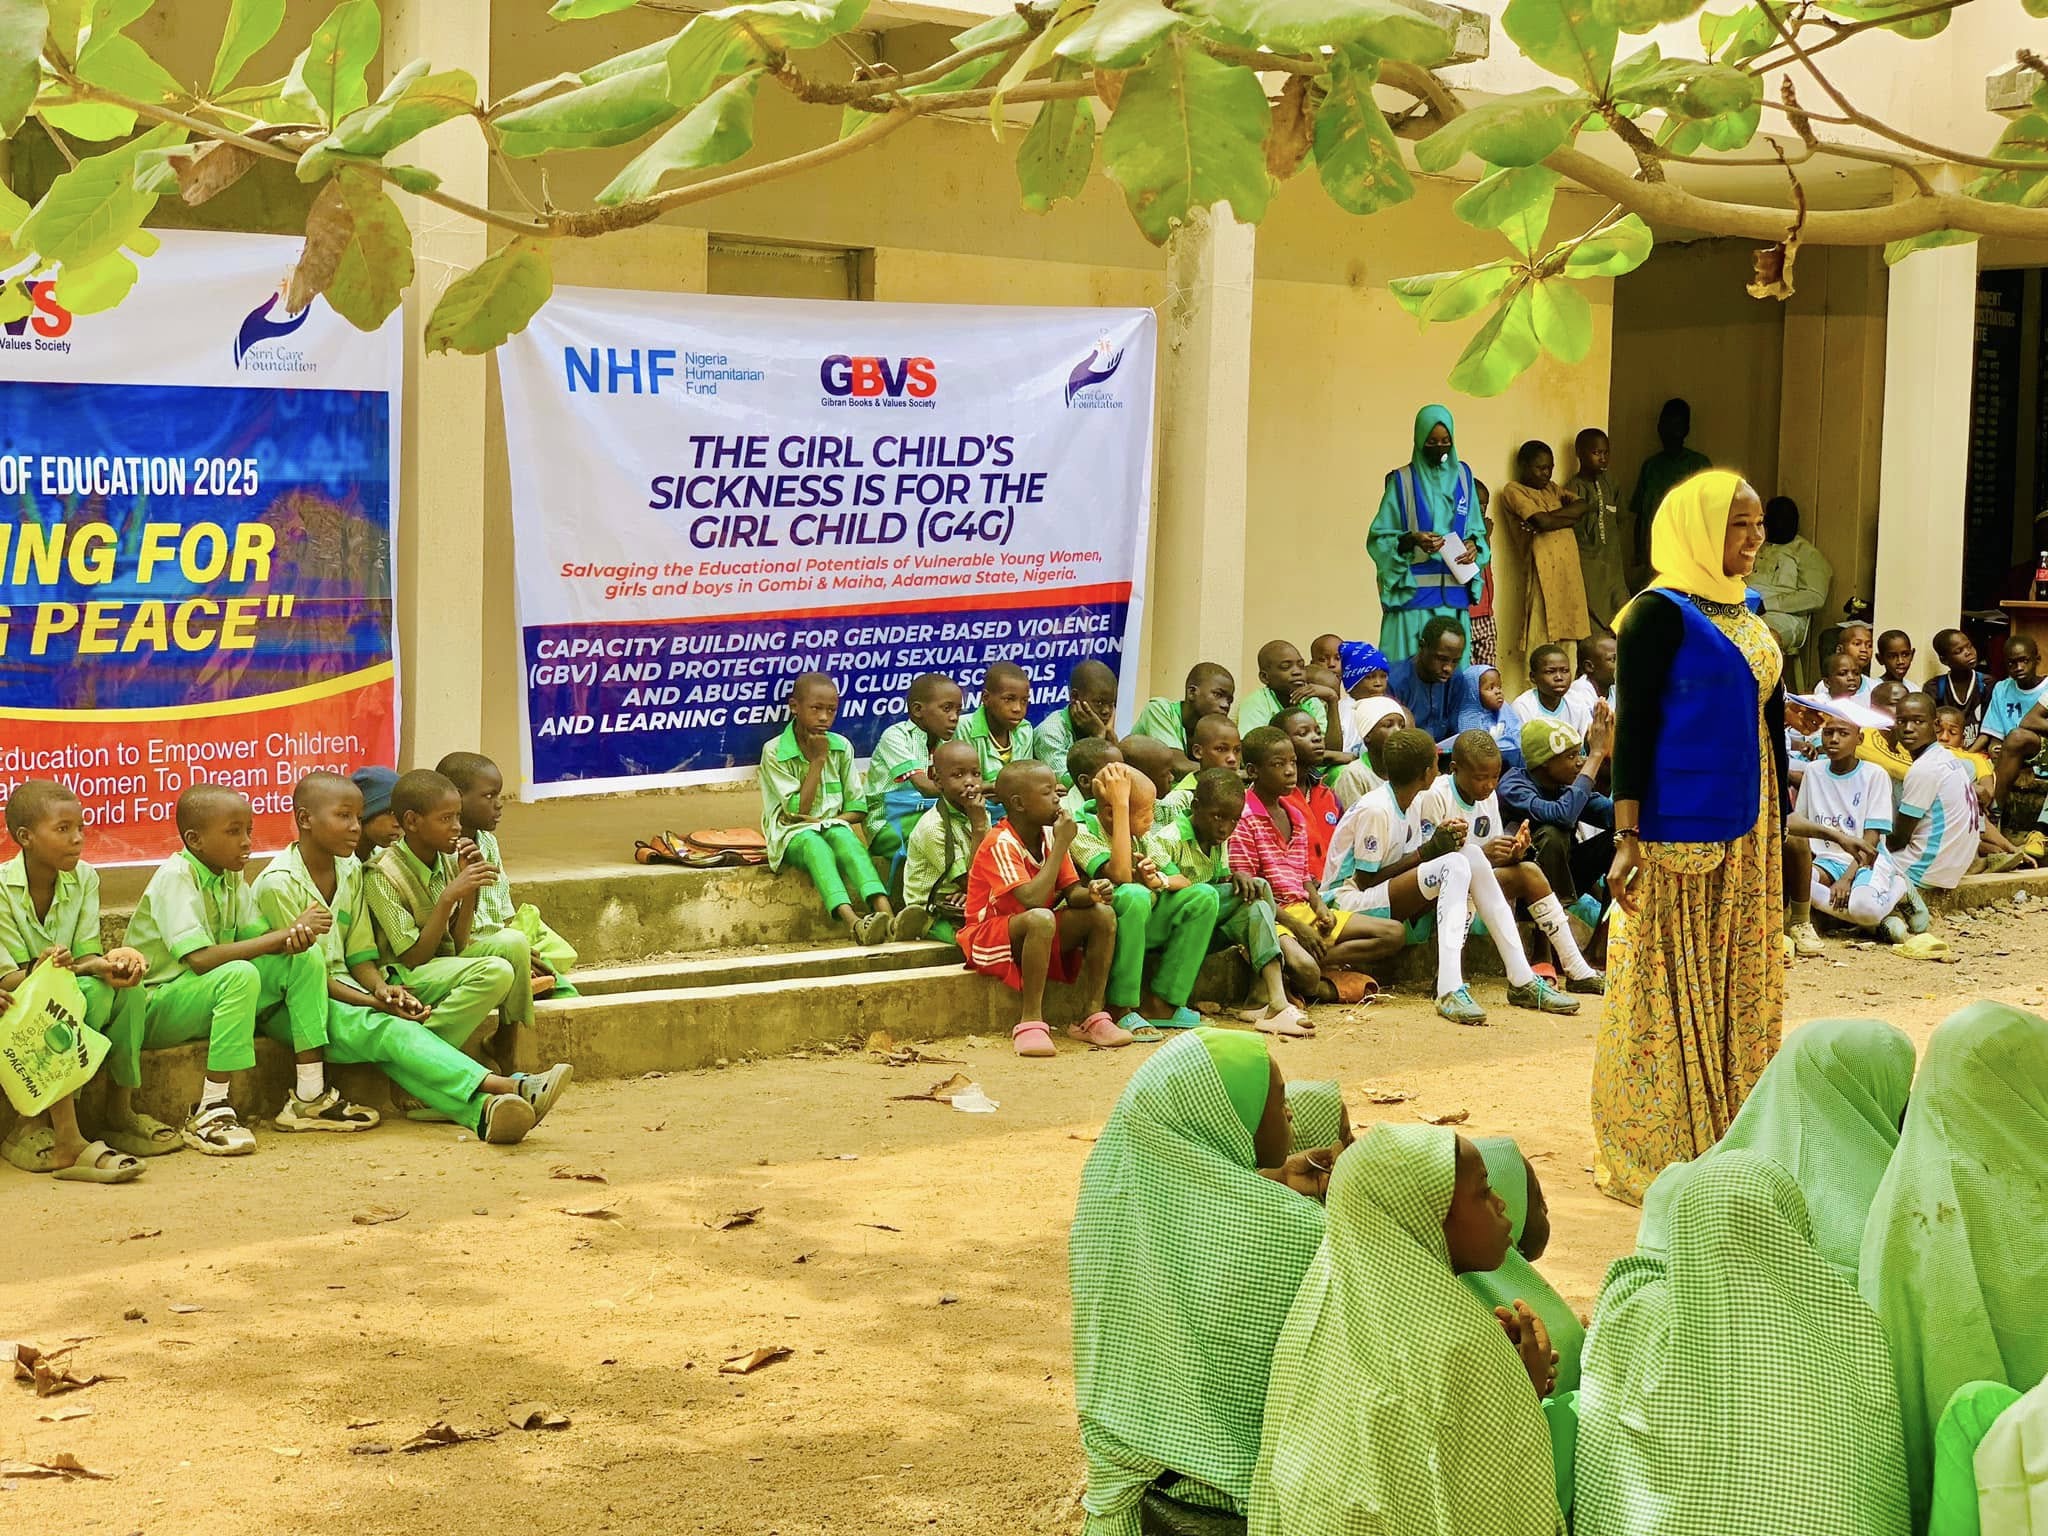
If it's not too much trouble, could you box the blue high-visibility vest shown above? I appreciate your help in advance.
[1387,463,1475,611]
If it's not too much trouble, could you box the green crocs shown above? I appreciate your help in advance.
[1507,976,1582,1015]
[1436,987,1488,1026]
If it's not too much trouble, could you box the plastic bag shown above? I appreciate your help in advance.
[0,965,105,1116]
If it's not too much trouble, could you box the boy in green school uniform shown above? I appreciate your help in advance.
[1062,736,1123,819]
[0,780,156,1181]
[124,784,354,1156]
[255,773,563,1145]
[436,752,579,998]
[761,673,895,945]
[364,769,543,1074]
[894,740,991,944]
[1130,661,1236,778]
[1160,715,1245,820]
[1031,659,1119,786]
[863,672,963,886]
[957,661,1036,786]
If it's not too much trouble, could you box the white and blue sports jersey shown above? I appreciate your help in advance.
[1982,676,2048,741]
[1421,772,1504,852]
[1897,743,1978,892]
[1323,781,1432,900]
[1794,759,1893,873]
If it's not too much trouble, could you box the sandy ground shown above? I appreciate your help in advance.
[7,899,2047,1535]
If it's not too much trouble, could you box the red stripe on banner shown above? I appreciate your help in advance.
[540,581,1136,632]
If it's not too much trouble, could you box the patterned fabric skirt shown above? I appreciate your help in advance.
[1590,812,1785,1205]
[1469,612,1497,667]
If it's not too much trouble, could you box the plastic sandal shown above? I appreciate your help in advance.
[1126,1023,1165,1043]
[1,1123,58,1174]
[100,1116,182,1158]
[1068,1011,1135,1048]
[515,1063,574,1125]
[1159,1005,1204,1029]
[1254,1007,1313,1038]
[479,1093,537,1145]
[51,1140,144,1184]
[1011,1021,1056,1058]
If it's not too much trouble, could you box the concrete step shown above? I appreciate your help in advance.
[569,940,961,995]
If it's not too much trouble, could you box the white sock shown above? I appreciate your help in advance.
[199,1077,231,1110]
[1464,848,1537,987]
[295,1062,325,1101]
[1529,893,1598,980]
[1430,853,1472,996]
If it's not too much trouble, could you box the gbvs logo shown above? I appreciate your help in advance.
[2,278,73,339]
[820,355,936,399]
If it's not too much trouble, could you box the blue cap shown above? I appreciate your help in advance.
[351,765,399,819]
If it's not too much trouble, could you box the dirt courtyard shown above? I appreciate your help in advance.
[6,902,2045,1534]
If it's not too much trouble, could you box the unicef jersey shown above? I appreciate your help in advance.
[1898,744,1979,892]
[1323,781,1432,899]
[1794,760,1894,869]
[1421,773,1503,850]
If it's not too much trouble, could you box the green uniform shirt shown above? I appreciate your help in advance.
[1071,800,1183,881]
[901,800,983,909]
[252,842,379,981]
[127,850,266,986]
[1159,814,1233,886]
[364,840,457,963]
[957,706,1034,782]
[1060,783,1086,818]
[1237,687,1327,736]
[759,724,863,868]
[0,853,103,966]
[470,828,516,934]
[1131,696,1195,756]
[863,718,937,835]
[1032,707,1079,784]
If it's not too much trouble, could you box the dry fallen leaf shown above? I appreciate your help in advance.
[1415,1108,1470,1127]
[121,1309,144,1322]
[1359,1084,1415,1104]
[350,1443,392,1456]
[400,1421,494,1453]
[891,1072,980,1104]
[720,1346,792,1376]
[642,1121,666,1133]
[865,1030,896,1054]
[346,1418,383,1430]
[1067,1133,1098,1143]
[641,1070,667,1080]
[168,1304,203,1315]
[857,1222,900,1233]
[560,1205,621,1221]
[269,1446,302,1458]
[0,1453,111,1480]
[549,1165,608,1185]
[36,1405,91,1423]
[708,1207,762,1231]
[120,1228,162,1243]
[33,1360,113,1398]
[351,1206,408,1227]
[507,1402,570,1431]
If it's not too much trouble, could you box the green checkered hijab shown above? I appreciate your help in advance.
[1576,1150,1911,1536]
[1638,1017,1914,1280]
[1285,1080,1347,1153]
[1463,1138,1585,1396]
[1070,1031,1326,1534]
[1249,1124,1563,1536]
[1860,1002,2048,1529]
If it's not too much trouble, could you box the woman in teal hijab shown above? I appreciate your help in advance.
[1370,405,1490,663]
[1636,1017,1914,1279]
[1070,1029,1333,1535]
[1859,1001,2048,1530]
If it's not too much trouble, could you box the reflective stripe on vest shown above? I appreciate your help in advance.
[1390,465,1474,610]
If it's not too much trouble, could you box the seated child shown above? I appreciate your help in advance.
[1456,664,1518,766]
[1337,640,1392,752]
[1876,628,1916,689]
[956,759,1122,1056]
[1927,626,1988,740]
[1934,704,1994,795]
[757,673,894,946]
[1303,665,1346,769]
[1498,439,1590,658]
[1977,634,2048,817]
[1238,639,1338,746]
[1819,648,1866,704]
[1310,633,1343,675]
[1499,714,1614,926]
[958,660,1036,785]
[1789,718,1909,941]
[1333,698,1408,808]
[124,784,357,1156]
[1063,735,1121,818]
[1276,705,1346,884]
[1567,633,1617,716]
[1837,619,1877,700]
[255,773,562,1145]
[1114,733,1181,807]
[1858,679,1913,784]
[1077,763,1220,1036]
[0,780,154,1181]
[1888,694,1978,904]
[863,672,962,880]
[1031,659,1117,786]
[436,752,578,999]
[364,770,546,1072]
[1230,726,1403,989]
[1131,661,1236,777]
[351,765,399,860]
[1784,695,1825,790]
[1325,727,1580,1025]
[1160,714,1242,819]
[897,740,991,945]
[1423,731,1602,992]
[1504,643,1592,743]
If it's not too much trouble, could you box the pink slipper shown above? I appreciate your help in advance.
[1012,1021,1056,1058]
[1067,1011,1134,1049]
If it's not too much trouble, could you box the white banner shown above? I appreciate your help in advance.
[498,289,1157,797]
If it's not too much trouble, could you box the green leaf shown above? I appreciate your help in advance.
[1453,164,1559,250]
[385,163,441,194]
[1591,0,1707,30]
[41,0,79,63]
[1056,0,1181,70]
[1883,228,1978,265]
[51,247,136,313]
[1389,260,1517,325]
[497,63,677,155]
[283,0,380,126]
[1415,87,1588,172]
[550,0,643,15]
[14,122,180,269]
[1503,0,1616,92]
[1609,46,1758,118]
[989,0,1087,128]
[301,67,479,181]
[0,0,46,138]
[1531,277,1592,361]
[425,237,553,354]
[706,0,868,52]
[0,177,27,232]
[2026,0,2048,15]
[0,278,31,323]
[664,15,754,110]
[1448,285,1540,396]
[1696,5,1774,62]
[320,168,413,330]
[210,0,285,92]
[1815,0,1952,36]
[899,11,1028,95]
[596,68,760,204]
[1562,212,1653,276]
[207,76,296,129]
[1016,62,1095,211]
[36,95,134,139]
[78,0,149,52]
[1963,111,2048,206]
[1178,0,1453,62]
[1099,33,1272,244]
[1313,47,1413,214]
[74,31,183,105]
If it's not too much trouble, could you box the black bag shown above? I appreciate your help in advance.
[1137,1481,1247,1536]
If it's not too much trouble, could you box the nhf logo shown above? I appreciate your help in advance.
[3,278,73,339]
[820,354,936,399]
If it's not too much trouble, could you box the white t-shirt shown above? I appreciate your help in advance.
[1420,772,1507,850]
[1982,676,2048,740]
[1564,675,1613,719]
[1323,781,1432,899]
[1897,743,1978,891]
[1504,688,1593,746]
[1794,759,1894,871]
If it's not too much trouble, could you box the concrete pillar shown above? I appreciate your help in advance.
[1874,238,1977,680]
[384,0,491,769]
[1148,205,1255,701]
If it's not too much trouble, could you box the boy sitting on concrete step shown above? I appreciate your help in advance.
[1131,661,1236,778]
[958,661,1036,787]
[1032,659,1119,786]
[436,751,579,999]
[865,672,963,886]
[896,740,992,945]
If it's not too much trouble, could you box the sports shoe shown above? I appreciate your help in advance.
[181,1101,256,1157]
[1436,987,1488,1026]
[273,1086,379,1132]
[1902,887,1932,935]
[478,1093,536,1146]
[1565,971,1607,995]
[514,1063,573,1126]
[1506,976,1581,1015]
[1878,914,1911,945]
[1787,921,1825,958]
[2023,830,2048,860]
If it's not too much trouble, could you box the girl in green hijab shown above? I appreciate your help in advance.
[1369,405,1490,664]
[1576,1150,1911,1536]
[1284,1080,1353,1154]
[1859,1001,2048,1530]
[1070,1029,1331,1535]
[1636,1017,1915,1279]
[1251,1124,1563,1535]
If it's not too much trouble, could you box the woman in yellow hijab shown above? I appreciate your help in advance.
[1589,470,1789,1205]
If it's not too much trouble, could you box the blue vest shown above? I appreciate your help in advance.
[1636,591,1763,844]
[1387,464,1474,611]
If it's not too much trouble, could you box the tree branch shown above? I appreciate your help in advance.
[1744,0,1967,75]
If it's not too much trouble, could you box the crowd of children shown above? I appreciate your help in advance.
[0,752,576,1186]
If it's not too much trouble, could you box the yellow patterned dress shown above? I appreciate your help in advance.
[1591,600,1785,1205]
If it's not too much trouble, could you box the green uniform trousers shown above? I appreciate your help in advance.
[324,1001,490,1130]
[784,823,886,917]
[253,949,332,1054]
[1107,881,1220,1011]
[456,929,534,1028]
[395,953,516,1051]
[1211,884,1283,971]
[79,975,149,1090]
[139,959,263,1074]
